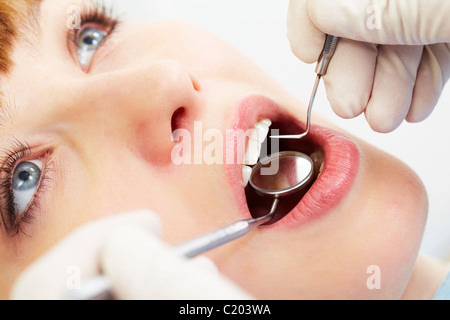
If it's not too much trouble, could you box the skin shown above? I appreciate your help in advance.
[0,0,448,299]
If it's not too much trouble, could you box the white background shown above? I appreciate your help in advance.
[109,0,450,260]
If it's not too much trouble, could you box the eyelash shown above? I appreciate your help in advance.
[0,141,52,236]
[67,3,120,70]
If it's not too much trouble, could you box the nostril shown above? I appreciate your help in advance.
[171,107,186,133]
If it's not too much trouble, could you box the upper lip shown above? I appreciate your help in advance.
[225,94,360,229]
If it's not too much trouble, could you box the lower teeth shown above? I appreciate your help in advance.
[310,149,325,176]
[242,165,252,187]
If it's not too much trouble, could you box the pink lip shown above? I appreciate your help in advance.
[224,94,360,229]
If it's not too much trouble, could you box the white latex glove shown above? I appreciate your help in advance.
[288,0,450,133]
[11,211,253,300]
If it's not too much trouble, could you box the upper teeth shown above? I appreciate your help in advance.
[242,119,272,187]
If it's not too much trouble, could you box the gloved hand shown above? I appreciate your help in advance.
[11,211,253,300]
[288,0,450,133]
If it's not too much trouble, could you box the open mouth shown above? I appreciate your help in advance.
[226,95,360,229]
[243,119,325,225]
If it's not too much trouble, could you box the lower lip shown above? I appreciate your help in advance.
[225,95,360,229]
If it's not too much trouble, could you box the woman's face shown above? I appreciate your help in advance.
[0,0,428,299]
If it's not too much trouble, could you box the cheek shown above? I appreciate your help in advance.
[339,144,428,298]
[150,164,243,246]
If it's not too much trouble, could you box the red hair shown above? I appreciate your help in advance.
[0,0,38,74]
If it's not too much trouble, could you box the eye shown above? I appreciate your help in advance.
[77,28,107,70]
[12,160,43,215]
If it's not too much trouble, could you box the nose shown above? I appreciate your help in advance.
[65,60,201,166]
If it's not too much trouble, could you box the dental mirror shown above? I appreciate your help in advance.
[169,151,316,260]
[171,151,316,260]
[249,151,314,198]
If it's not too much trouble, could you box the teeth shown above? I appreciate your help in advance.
[310,149,325,177]
[318,162,324,176]
[244,139,261,166]
[242,165,253,187]
[242,119,272,187]
[254,122,270,142]
[243,119,272,166]
[260,119,272,127]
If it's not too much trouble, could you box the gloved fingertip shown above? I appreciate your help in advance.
[406,61,442,123]
[325,79,369,120]
[405,113,428,124]
[365,109,404,133]
[405,102,436,124]
[329,94,367,120]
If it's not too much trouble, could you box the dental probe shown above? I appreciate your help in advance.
[174,151,313,259]
[67,199,280,300]
[271,34,339,139]
[174,198,280,258]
